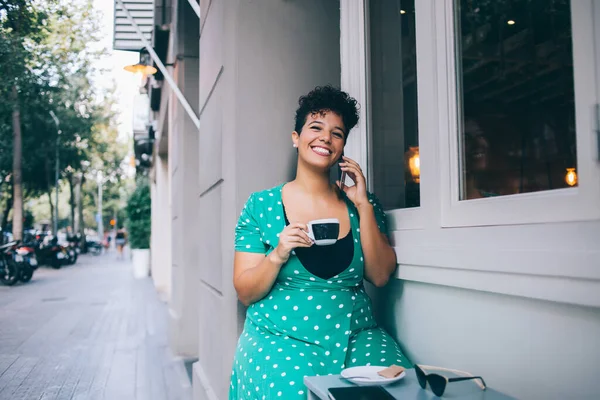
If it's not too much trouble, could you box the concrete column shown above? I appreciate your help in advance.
[168,0,200,358]
[151,154,171,300]
[193,1,341,399]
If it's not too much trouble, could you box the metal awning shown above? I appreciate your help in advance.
[113,0,154,51]
[113,0,200,128]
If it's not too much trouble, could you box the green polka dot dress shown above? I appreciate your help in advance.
[229,184,411,400]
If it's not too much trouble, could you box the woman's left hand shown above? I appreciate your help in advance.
[337,156,369,209]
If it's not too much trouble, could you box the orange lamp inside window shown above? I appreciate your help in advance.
[405,146,421,183]
[565,168,577,186]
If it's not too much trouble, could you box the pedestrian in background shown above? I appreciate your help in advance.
[115,229,127,259]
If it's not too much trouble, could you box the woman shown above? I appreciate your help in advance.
[230,86,411,400]
[115,229,127,259]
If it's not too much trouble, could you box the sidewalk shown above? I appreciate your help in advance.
[0,253,191,400]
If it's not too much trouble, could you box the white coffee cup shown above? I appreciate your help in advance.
[306,218,340,246]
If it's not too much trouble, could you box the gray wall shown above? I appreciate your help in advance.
[194,1,341,399]
[168,0,200,358]
[151,154,171,297]
[234,0,342,199]
[374,280,600,400]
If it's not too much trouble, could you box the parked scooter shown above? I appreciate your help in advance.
[65,235,80,265]
[0,242,36,284]
[65,243,78,265]
[0,242,20,286]
[15,244,38,282]
[36,237,68,269]
[16,243,38,270]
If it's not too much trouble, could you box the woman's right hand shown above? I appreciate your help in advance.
[270,223,313,264]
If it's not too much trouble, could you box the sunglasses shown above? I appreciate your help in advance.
[415,365,486,397]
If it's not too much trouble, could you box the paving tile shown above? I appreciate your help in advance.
[0,254,192,400]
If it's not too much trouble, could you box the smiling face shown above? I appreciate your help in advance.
[292,110,346,171]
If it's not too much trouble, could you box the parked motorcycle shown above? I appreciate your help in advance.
[0,242,19,286]
[36,238,67,269]
[15,245,38,283]
[16,244,38,269]
[64,235,80,264]
[0,242,35,284]
[65,243,78,265]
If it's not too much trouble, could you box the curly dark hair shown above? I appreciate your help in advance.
[294,85,360,140]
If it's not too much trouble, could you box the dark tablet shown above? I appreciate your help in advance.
[328,385,396,400]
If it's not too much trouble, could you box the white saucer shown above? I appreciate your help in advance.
[340,366,406,386]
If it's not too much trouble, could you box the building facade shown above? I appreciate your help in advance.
[124,1,600,399]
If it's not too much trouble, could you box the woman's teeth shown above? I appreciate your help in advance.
[312,147,331,156]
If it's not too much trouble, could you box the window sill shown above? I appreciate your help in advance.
[387,218,600,307]
[393,262,600,308]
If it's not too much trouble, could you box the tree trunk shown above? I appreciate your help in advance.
[69,175,75,231]
[11,85,23,241]
[0,178,4,224]
[44,158,55,232]
[47,188,54,232]
[77,174,85,248]
[2,182,13,230]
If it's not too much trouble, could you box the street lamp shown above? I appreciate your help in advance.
[49,111,61,235]
[97,170,104,243]
[124,63,157,76]
[124,49,157,77]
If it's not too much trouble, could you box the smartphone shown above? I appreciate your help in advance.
[328,386,395,400]
[338,152,346,190]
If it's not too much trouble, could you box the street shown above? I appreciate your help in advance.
[0,253,191,400]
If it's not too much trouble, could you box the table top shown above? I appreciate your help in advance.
[304,369,516,400]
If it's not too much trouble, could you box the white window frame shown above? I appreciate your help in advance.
[340,0,428,231]
[340,0,369,181]
[595,1,600,120]
[438,0,600,227]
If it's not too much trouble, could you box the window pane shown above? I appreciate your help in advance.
[456,0,577,200]
[370,0,420,209]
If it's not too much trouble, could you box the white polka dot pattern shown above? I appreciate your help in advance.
[230,185,408,399]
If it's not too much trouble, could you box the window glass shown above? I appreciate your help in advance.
[370,0,420,209]
[455,0,577,200]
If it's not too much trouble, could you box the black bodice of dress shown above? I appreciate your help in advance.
[282,204,354,280]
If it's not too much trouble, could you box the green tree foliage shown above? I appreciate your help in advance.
[0,0,132,234]
[0,0,53,239]
[125,178,150,250]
